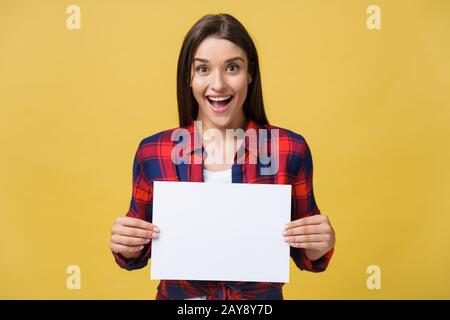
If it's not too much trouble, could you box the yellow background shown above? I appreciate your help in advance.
[1,0,449,299]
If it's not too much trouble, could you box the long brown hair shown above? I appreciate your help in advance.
[176,13,269,127]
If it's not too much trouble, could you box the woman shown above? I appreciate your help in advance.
[110,13,335,300]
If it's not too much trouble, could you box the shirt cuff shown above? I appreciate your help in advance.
[294,247,334,272]
[112,243,152,271]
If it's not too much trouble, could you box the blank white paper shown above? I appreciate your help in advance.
[150,181,292,283]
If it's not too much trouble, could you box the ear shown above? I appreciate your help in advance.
[248,62,255,84]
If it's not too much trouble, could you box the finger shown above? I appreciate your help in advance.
[110,243,144,254]
[111,234,152,246]
[285,215,326,229]
[116,216,158,231]
[284,234,328,243]
[283,225,325,236]
[112,225,154,239]
[289,242,326,250]
[116,217,159,231]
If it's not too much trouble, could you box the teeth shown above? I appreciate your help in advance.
[208,96,231,101]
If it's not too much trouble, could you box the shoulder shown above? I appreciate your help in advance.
[135,126,182,160]
[262,123,311,155]
[263,124,316,177]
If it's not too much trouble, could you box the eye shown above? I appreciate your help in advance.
[227,63,240,72]
[195,65,208,74]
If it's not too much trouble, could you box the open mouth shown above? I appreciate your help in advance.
[206,95,234,112]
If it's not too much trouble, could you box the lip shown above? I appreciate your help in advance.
[206,95,233,113]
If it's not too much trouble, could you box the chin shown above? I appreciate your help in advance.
[208,116,233,129]
[198,108,231,126]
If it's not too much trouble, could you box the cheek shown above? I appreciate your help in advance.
[191,77,208,100]
[229,77,248,100]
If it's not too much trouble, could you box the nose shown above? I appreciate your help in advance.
[210,70,227,92]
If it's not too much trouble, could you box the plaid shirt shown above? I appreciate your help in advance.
[113,119,334,300]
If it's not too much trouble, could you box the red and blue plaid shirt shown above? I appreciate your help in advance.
[112,119,334,300]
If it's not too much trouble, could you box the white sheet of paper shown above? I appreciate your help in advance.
[150,181,292,283]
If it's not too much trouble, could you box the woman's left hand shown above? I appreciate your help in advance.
[283,215,335,261]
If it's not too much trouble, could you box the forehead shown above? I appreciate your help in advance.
[193,36,247,62]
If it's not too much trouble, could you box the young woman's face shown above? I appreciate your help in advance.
[191,36,252,130]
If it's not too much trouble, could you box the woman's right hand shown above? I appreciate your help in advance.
[110,216,160,260]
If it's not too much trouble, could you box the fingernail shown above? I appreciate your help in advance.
[145,239,151,243]
[152,233,159,239]
[284,237,290,242]
[154,227,160,233]
[282,230,288,235]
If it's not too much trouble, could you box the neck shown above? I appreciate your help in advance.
[195,113,247,139]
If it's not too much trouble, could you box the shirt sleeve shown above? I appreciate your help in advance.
[112,140,154,270]
[289,137,334,272]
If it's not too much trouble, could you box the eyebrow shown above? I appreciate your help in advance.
[193,56,245,64]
